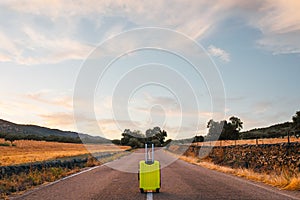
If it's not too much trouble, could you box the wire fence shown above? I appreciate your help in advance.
[193,136,300,147]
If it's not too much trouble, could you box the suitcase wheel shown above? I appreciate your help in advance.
[156,188,160,193]
[140,188,144,193]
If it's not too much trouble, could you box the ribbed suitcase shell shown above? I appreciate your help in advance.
[139,160,160,192]
[139,143,161,193]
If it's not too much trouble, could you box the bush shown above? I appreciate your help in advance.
[111,139,121,145]
[0,142,10,146]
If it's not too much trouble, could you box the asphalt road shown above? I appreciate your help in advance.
[13,149,300,200]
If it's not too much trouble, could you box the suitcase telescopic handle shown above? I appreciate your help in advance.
[145,143,154,164]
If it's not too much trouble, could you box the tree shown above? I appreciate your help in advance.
[120,129,145,148]
[128,137,143,148]
[111,139,121,145]
[193,135,204,143]
[119,127,168,148]
[4,134,18,145]
[164,139,173,146]
[221,120,239,140]
[206,116,243,141]
[145,127,168,146]
[206,119,224,140]
[224,116,243,140]
[229,116,243,131]
[151,139,161,147]
[292,111,300,131]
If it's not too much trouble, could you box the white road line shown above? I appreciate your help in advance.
[147,192,153,200]
[199,163,300,200]
[15,153,131,199]
[13,165,103,199]
[44,165,102,186]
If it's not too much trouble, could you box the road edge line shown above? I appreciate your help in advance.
[11,165,103,199]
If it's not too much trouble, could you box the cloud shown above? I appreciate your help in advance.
[98,118,142,127]
[143,94,179,108]
[25,90,73,109]
[1,0,299,66]
[253,101,272,114]
[1,1,233,37]
[0,27,94,65]
[207,45,230,62]
[246,0,300,54]
[21,27,94,65]
[0,0,241,65]
[227,96,245,102]
[0,31,20,62]
[39,112,75,128]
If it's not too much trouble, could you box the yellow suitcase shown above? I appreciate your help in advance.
[139,143,161,193]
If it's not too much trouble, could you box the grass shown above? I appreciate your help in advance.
[0,139,131,198]
[0,139,130,166]
[180,155,300,191]
[0,151,130,199]
[0,167,80,199]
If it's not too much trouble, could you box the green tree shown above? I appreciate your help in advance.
[4,134,18,145]
[145,127,168,146]
[206,119,224,140]
[128,137,143,148]
[193,135,204,143]
[221,121,239,140]
[222,116,243,140]
[292,111,300,131]
[111,139,121,145]
[119,127,168,148]
[229,116,243,131]
[120,129,145,148]
[292,111,300,138]
[206,116,243,141]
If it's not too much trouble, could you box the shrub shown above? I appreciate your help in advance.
[0,142,10,146]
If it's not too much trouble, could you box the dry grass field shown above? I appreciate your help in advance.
[0,139,130,166]
[168,137,300,191]
[180,156,300,191]
[194,137,300,147]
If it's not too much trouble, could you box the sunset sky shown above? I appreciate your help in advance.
[0,1,299,139]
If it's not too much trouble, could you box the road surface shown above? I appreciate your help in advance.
[13,149,300,200]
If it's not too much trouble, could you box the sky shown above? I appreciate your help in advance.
[0,1,299,140]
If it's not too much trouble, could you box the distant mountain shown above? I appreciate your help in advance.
[240,122,296,139]
[0,119,110,144]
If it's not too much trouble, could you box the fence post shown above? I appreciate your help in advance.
[287,131,290,145]
[256,138,258,145]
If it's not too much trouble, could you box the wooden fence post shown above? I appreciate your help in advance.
[288,131,290,145]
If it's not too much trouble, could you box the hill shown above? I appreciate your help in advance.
[240,122,296,139]
[0,119,110,144]
[173,121,297,143]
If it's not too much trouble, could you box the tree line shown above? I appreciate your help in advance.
[206,116,243,141]
[112,126,171,148]
[1,111,299,146]
[0,133,82,144]
[205,111,300,141]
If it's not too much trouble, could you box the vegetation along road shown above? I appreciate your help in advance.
[13,149,300,200]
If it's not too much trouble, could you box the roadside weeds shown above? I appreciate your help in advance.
[0,151,129,199]
[180,156,300,191]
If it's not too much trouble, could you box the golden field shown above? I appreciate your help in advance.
[0,139,130,166]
